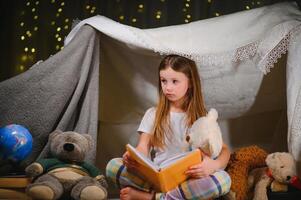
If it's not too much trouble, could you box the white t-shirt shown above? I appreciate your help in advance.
[137,107,189,165]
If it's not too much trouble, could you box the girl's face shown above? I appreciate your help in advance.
[160,67,189,105]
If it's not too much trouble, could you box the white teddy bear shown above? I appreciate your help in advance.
[186,108,223,158]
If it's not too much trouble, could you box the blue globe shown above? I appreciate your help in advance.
[0,124,33,163]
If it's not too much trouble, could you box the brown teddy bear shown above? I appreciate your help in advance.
[25,130,108,200]
[224,145,268,200]
[248,152,298,200]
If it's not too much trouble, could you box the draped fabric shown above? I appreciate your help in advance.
[65,2,301,172]
[0,2,301,175]
[65,2,301,118]
[0,26,100,167]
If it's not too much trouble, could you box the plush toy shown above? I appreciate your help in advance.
[185,108,223,158]
[224,145,268,200]
[25,130,108,200]
[248,152,301,200]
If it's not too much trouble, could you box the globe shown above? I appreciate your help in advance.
[0,124,33,163]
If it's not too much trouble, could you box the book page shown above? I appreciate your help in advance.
[159,150,198,169]
[126,144,159,171]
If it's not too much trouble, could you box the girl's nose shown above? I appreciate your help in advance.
[166,83,173,91]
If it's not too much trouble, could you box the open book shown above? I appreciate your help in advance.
[126,144,202,192]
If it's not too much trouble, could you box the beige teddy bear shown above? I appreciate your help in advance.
[185,108,223,158]
[248,152,297,200]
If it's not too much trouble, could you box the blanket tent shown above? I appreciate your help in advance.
[0,1,301,187]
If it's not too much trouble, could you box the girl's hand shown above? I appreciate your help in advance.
[185,155,219,178]
[122,151,138,170]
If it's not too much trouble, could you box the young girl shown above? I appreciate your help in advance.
[106,55,231,200]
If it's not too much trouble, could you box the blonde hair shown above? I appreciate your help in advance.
[151,55,207,148]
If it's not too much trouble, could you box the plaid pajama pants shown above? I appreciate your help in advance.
[106,158,231,200]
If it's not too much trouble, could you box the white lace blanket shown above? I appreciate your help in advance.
[65,3,301,163]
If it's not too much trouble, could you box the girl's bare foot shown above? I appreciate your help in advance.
[120,187,153,200]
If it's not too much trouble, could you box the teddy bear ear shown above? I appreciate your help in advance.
[49,129,63,141]
[81,133,93,146]
[266,153,278,168]
[208,108,218,120]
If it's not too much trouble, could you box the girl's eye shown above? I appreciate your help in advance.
[172,80,178,84]
[161,79,167,84]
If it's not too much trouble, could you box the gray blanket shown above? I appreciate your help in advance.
[0,26,99,169]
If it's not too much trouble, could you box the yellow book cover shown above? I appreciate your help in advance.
[0,175,32,188]
[126,144,202,192]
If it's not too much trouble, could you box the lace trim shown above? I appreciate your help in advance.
[258,33,290,74]
[234,41,260,62]
[197,24,301,73]
[259,24,301,74]
[196,40,259,67]
[127,22,301,74]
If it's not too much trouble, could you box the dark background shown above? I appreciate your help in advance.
[0,0,300,82]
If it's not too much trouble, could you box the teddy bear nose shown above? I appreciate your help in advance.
[63,143,74,152]
[287,176,291,181]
